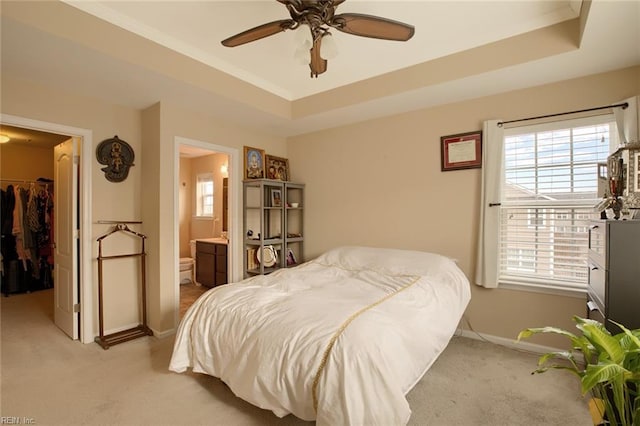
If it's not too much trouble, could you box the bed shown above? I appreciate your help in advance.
[169,246,471,425]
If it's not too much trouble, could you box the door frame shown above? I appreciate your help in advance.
[173,136,242,326]
[1,113,94,344]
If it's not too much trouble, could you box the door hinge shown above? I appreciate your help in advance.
[73,303,81,313]
[73,155,80,164]
[74,229,80,239]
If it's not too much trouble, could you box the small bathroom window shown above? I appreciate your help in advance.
[196,172,214,217]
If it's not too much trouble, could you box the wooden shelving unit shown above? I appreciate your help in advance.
[243,179,304,278]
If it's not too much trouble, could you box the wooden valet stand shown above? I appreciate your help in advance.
[95,223,153,349]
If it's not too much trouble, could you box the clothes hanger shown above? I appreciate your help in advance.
[97,222,147,241]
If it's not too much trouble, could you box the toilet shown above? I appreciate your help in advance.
[179,240,196,285]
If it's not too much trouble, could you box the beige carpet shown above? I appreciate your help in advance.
[1,289,592,425]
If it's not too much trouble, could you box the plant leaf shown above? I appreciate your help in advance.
[611,320,640,350]
[517,327,585,351]
[518,326,577,340]
[581,362,629,395]
[534,364,583,378]
[536,351,581,373]
[579,322,625,365]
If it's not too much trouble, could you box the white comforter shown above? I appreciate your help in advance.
[169,246,470,425]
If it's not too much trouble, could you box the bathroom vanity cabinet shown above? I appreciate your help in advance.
[195,240,228,288]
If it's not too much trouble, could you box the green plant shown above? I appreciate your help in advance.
[517,316,640,426]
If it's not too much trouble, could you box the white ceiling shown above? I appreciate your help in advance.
[1,0,639,138]
[63,0,584,100]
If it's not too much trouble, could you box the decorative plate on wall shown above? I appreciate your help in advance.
[96,135,135,182]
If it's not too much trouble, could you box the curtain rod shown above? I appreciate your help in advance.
[497,102,629,127]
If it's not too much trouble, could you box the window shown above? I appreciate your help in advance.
[499,115,617,290]
[196,173,214,217]
[527,208,545,228]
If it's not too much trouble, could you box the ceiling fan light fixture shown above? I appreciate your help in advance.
[294,45,310,65]
[293,25,312,48]
[320,32,338,60]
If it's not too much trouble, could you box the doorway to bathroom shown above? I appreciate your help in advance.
[177,143,230,317]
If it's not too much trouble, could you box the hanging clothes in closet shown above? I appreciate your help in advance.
[1,179,54,296]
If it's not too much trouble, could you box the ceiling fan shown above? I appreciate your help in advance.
[221,0,415,78]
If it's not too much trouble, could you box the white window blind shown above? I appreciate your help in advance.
[196,173,214,217]
[500,115,616,290]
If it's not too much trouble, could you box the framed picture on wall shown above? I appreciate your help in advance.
[265,154,290,181]
[440,131,482,171]
[244,146,265,179]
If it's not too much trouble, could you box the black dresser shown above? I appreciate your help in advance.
[587,219,640,332]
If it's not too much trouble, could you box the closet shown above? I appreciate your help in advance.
[1,123,85,341]
[1,179,55,296]
[0,125,66,298]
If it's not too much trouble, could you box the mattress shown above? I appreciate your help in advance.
[170,246,471,425]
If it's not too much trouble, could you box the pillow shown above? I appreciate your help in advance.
[313,246,458,277]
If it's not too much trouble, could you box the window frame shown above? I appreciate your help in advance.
[195,172,214,219]
[498,114,618,294]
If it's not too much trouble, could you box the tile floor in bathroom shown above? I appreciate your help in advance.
[179,282,209,318]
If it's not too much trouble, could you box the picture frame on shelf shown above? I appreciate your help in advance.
[440,130,482,171]
[270,188,282,207]
[265,154,290,181]
[286,248,297,266]
[244,146,265,179]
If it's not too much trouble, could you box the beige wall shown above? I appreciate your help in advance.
[288,65,640,348]
[0,144,55,181]
[189,153,228,241]
[144,102,287,332]
[178,153,228,258]
[140,103,163,334]
[178,157,192,258]
[1,76,288,337]
[2,76,143,337]
[2,62,638,346]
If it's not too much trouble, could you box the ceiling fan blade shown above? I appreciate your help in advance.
[309,37,327,78]
[221,19,295,47]
[332,13,415,41]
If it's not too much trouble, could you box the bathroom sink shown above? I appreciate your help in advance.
[196,237,228,244]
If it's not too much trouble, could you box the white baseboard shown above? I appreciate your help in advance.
[150,326,176,339]
[455,328,560,354]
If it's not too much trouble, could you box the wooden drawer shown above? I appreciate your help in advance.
[588,221,606,267]
[587,297,605,324]
[196,241,228,288]
[215,271,227,285]
[216,255,227,272]
[197,242,227,255]
[196,252,215,288]
[196,241,216,255]
[587,258,606,309]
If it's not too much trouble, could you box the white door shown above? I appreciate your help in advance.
[54,137,79,339]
